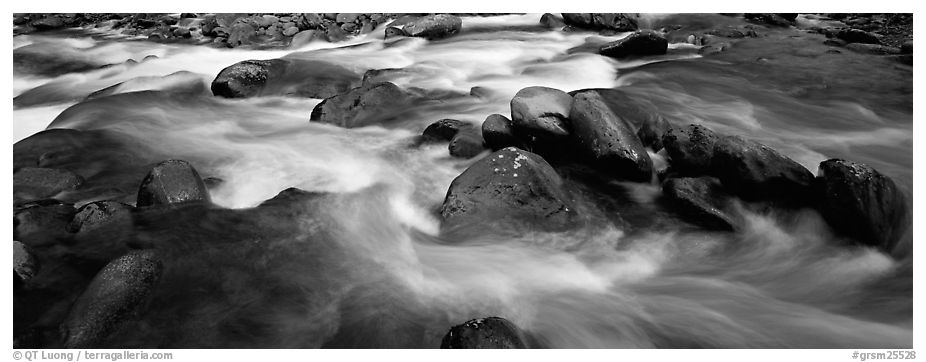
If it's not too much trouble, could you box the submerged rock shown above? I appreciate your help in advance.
[440,317,528,349]
[422,119,471,142]
[568,90,654,182]
[599,30,668,58]
[310,82,414,128]
[136,160,211,207]
[510,86,573,150]
[662,177,736,231]
[14,199,76,246]
[440,147,577,233]
[448,129,485,159]
[815,159,907,251]
[481,114,521,151]
[14,167,84,202]
[61,250,163,348]
[562,13,638,32]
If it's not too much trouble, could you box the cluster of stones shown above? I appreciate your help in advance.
[809,15,913,64]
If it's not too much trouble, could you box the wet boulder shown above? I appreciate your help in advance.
[67,201,134,235]
[61,250,163,348]
[562,13,638,32]
[568,90,654,182]
[310,82,414,128]
[212,59,359,99]
[835,28,881,45]
[540,13,566,28]
[509,86,573,150]
[440,317,529,349]
[392,14,462,40]
[14,200,76,247]
[211,59,279,98]
[711,135,814,202]
[815,159,907,251]
[440,147,578,233]
[14,167,83,202]
[662,177,735,231]
[599,30,668,58]
[637,114,671,152]
[481,114,521,151]
[448,129,486,159]
[661,124,719,175]
[136,160,211,207]
[31,15,65,30]
[14,241,40,284]
[422,119,472,142]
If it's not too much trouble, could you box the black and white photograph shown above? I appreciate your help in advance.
[10,9,916,353]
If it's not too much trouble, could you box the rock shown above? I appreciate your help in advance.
[824,38,848,47]
[282,26,299,36]
[14,167,83,202]
[440,147,577,233]
[844,43,900,55]
[637,114,671,152]
[257,15,279,28]
[13,241,40,283]
[212,59,359,99]
[568,90,654,182]
[599,30,668,58]
[67,201,134,234]
[226,23,257,47]
[325,22,349,42]
[396,14,462,40]
[14,200,76,246]
[136,160,210,207]
[422,119,471,142]
[360,20,375,34]
[540,13,565,28]
[815,159,907,250]
[61,250,163,348]
[302,13,323,28]
[172,27,191,38]
[900,40,912,54]
[835,28,881,45]
[211,59,279,98]
[341,22,357,33]
[509,86,573,148]
[662,177,735,231]
[31,16,65,30]
[448,129,486,159]
[743,13,793,27]
[661,124,719,175]
[561,13,638,32]
[440,317,528,349]
[385,26,406,38]
[180,13,198,19]
[336,13,360,24]
[481,114,521,151]
[310,82,414,128]
[711,135,814,201]
[290,30,317,47]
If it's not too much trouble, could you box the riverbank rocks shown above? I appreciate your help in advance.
[136,160,210,207]
[482,114,521,151]
[310,82,413,128]
[662,177,735,231]
[711,135,814,201]
[14,167,84,202]
[61,250,163,348]
[662,124,720,175]
[562,13,638,32]
[440,317,528,349]
[422,119,472,142]
[390,14,462,40]
[599,30,668,58]
[815,159,907,251]
[449,129,486,159]
[440,147,577,233]
[569,90,654,182]
[510,86,573,150]
[212,59,359,99]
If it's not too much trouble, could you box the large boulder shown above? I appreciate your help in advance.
[212,59,359,99]
[540,13,565,28]
[61,250,163,348]
[448,129,486,159]
[599,30,668,58]
[440,147,578,233]
[815,159,908,250]
[440,317,529,349]
[662,177,735,231]
[14,167,83,202]
[310,82,414,128]
[568,90,654,182]
[67,201,134,235]
[661,124,719,175]
[422,119,471,142]
[211,59,278,98]
[509,86,573,149]
[481,114,521,151]
[711,135,815,201]
[136,160,211,207]
[13,241,40,284]
[835,28,881,45]
[561,13,638,32]
[392,14,462,40]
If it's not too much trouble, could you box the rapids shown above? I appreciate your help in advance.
[12,14,913,348]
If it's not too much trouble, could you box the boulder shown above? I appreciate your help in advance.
[31,16,65,30]
[743,13,793,27]
[324,23,349,42]
[61,250,163,348]
[661,124,719,175]
[422,119,471,142]
[815,159,908,250]
[226,23,257,47]
[212,59,359,99]
[711,135,815,201]
[282,26,299,36]
[599,30,668,58]
[662,177,735,231]
[568,90,654,182]
[136,160,211,207]
[561,13,638,32]
[509,86,573,148]
[67,201,134,234]
[310,82,414,128]
[14,167,83,202]
[172,27,191,38]
[385,26,406,38]
[440,317,528,349]
[13,241,40,283]
[394,14,462,40]
[900,40,912,54]
[15,200,76,248]
[637,114,671,152]
[448,129,486,159]
[540,13,565,28]
[440,147,577,233]
[835,28,881,45]
[844,43,900,55]
[481,114,521,151]
[257,15,279,28]
[336,13,361,24]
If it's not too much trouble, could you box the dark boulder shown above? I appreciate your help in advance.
[844,43,900,55]
[136,160,211,207]
[815,159,908,251]
[448,129,486,159]
[568,90,654,182]
[661,124,719,175]
[540,13,565,28]
[711,135,815,201]
[212,58,360,99]
[562,13,638,32]
[900,40,912,54]
[440,147,578,233]
[637,114,671,152]
[440,317,528,349]
[481,114,521,151]
[14,167,83,202]
[743,13,793,27]
[599,30,668,58]
[422,119,471,142]
[393,14,462,40]
[14,200,76,247]
[67,201,134,234]
[211,59,277,98]
[509,86,573,149]
[835,28,882,45]
[226,23,257,47]
[662,177,735,231]
[310,82,414,128]
[31,16,65,30]
[13,241,40,283]
[61,250,163,348]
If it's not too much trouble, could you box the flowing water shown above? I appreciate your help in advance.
[13,14,913,348]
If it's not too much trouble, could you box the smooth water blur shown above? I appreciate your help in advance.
[13,14,912,348]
